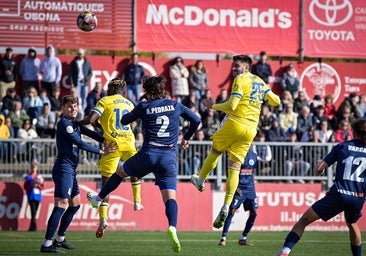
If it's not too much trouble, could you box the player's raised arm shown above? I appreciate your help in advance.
[264,90,281,107]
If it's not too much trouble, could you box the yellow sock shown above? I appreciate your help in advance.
[99,202,108,220]
[224,167,240,206]
[199,152,220,180]
[131,180,141,203]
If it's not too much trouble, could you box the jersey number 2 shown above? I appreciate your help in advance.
[156,115,169,137]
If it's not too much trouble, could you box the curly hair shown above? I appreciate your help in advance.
[108,78,126,93]
[143,75,166,100]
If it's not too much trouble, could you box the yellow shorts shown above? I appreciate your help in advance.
[98,148,137,178]
[211,117,257,164]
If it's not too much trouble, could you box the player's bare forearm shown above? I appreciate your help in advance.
[314,160,328,176]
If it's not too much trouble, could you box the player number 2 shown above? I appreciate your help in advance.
[342,156,366,182]
[156,115,169,137]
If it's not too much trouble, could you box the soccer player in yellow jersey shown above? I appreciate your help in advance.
[79,78,142,238]
[191,54,280,229]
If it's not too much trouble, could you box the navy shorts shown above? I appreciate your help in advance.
[312,190,364,223]
[123,147,178,190]
[230,193,258,212]
[52,167,80,199]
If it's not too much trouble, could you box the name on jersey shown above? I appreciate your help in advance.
[113,99,133,106]
[348,145,366,153]
[146,105,175,115]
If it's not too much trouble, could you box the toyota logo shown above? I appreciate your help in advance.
[309,0,353,26]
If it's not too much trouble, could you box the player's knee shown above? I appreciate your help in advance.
[249,210,257,218]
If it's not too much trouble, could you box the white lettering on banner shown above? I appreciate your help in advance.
[146,4,292,29]
[23,1,104,13]
[0,196,20,219]
[256,191,325,207]
[345,77,366,85]
[308,29,355,41]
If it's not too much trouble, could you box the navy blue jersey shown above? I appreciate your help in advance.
[54,116,104,170]
[122,98,201,148]
[237,147,257,198]
[324,139,366,197]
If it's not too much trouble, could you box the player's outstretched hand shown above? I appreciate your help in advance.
[101,142,117,155]
[180,139,190,150]
[314,160,327,176]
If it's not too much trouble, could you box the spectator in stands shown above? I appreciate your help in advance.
[323,94,337,129]
[281,63,300,98]
[336,92,361,121]
[279,102,297,134]
[284,129,310,184]
[335,105,357,130]
[23,161,44,231]
[266,118,287,142]
[335,120,353,142]
[169,56,189,102]
[201,108,220,139]
[258,104,277,133]
[68,48,93,111]
[309,95,323,115]
[296,106,314,140]
[17,119,39,163]
[22,86,43,120]
[199,88,215,117]
[36,103,56,138]
[253,131,272,174]
[357,94,366,118]
[1,87,21,116]
[293,90,310,113]
[0,114,11,162]
[312,105,328,129]
[191,129,208,174]
[40,46,62,97]
[84,82,106,116]
[49,87,62,119]
[122,52,145,105]
[189,60,208,100]
[317,120,334,143]
[4,116,17,162]
[181,88,199,111]
[0,48,17,102]
[278,90,294,113]
[39,88,51,107]
[19,48,41,95]
[70,87,84,119]
[251,51,272,84]
[300,125,316,142]
[215,88,229,121]
[9,100,29,133]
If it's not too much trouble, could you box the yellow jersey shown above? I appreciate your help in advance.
[94,94,135,151]
[225,72,279,124]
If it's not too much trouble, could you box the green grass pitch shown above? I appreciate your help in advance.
[0,231,364,255]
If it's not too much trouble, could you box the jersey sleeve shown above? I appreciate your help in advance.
[121,103,144,125]
[322,144,338,166]
[93,97,105,116]
[264,91,281,107]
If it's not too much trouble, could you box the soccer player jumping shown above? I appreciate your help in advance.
[87,75,201,253]
[191,54,280,229]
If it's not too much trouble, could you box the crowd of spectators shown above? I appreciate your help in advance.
[0,47,365,181]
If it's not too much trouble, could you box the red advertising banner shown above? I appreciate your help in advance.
[2,182,366,232]
[41,55,365,108]
[304,0,366,58]
[0,0,132,51]
[136,0,300,56]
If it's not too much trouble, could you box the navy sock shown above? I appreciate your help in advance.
[99,173,123,199]
[221,210,235,238]
[45,207,65,240]
[57,205,80,237]
[165,199,178,227]
[351,244,362,256]
[284,231,300,249]
[242,212,256,237]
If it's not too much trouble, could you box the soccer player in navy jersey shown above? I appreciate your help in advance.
[40,95,115,253]
[276,118,366,256]
[87,75,201,253]
[218,146,258,246]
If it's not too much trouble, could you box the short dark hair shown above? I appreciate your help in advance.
[62,95,78,106]
[143,75,166,100]
[233,54,252,69]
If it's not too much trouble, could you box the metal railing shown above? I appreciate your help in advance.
[0,139,335,190]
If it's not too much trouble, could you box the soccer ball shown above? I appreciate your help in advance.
[77,11,97,32]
